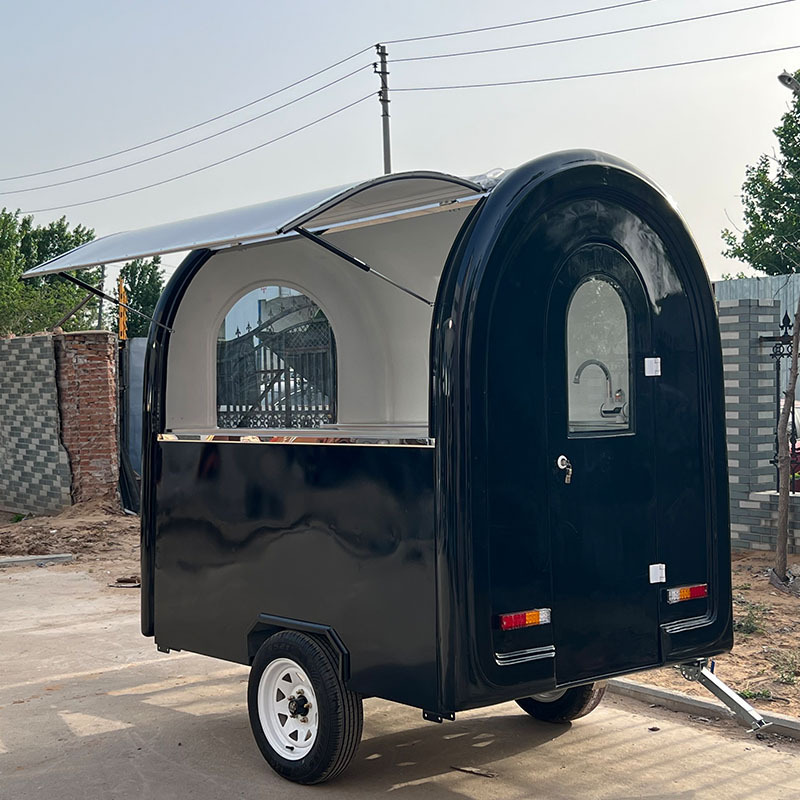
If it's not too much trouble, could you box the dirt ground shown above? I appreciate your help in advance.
[0,497,139,570]
[1,504,798,718]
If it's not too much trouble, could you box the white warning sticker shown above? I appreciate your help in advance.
[644,357,662,377]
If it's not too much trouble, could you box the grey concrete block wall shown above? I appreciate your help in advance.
[719,298,799,553]
[0,335,72,514]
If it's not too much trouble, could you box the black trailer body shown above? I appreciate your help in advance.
[25,151,736,783]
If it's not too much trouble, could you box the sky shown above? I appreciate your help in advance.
[1,0,799,280]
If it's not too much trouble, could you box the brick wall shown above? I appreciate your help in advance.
[719,298,800,553]
[0,335,72,514]
[0,331,119,515]
[54,331,119,504]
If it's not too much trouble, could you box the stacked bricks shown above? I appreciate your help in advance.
[0,335,72,514]
[54,331,119,504]
[719,298,800,553]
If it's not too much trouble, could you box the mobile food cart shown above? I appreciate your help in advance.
[26,150,767,784]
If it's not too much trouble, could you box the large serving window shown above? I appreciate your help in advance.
[163,202,477,435]
[217,286,337,429]
[21,170,491,440]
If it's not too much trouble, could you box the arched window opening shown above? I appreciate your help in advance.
[216,286,336,428]
[567,271,631,435]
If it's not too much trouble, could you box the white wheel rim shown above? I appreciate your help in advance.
[531,688,567,702]
[257,657,319,761]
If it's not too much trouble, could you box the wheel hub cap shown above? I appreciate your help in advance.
[257,657,319,761]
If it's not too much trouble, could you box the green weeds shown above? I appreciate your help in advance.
[733,599,770,635]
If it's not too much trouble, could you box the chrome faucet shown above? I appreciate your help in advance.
[573,358,613,403]
[573,359,626,419]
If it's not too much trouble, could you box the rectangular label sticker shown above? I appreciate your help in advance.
[644,357,662,377]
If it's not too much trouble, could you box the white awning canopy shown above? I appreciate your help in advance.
[22,171,488,277]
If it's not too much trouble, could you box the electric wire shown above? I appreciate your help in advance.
[1,63,373,196]
[9,0,786,189]
[19,93,375,215]
[384,0,661,44]
[393,44,800,92]
[393,0,795,63]
[0,45,374,182]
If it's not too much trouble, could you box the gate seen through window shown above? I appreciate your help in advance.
[217,286,336,428]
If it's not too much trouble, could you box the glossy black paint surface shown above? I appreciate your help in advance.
[141,249,212,636]
[431,150,732,711]
[153,441,438,708]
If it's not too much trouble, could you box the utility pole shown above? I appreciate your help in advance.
[374,44,391,174]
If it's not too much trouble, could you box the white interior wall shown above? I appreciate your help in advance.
[165,205,471,430]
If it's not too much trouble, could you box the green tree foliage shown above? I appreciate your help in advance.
[117,256,165,338]
[0,209,102,335]
[721,71,800,274]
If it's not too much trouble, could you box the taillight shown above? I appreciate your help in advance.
[498,608,551,631]
[666,584,708,604]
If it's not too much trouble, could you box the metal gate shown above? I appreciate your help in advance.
[216,298,336,429]
[766,311,799,492]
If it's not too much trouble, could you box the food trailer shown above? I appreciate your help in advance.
[25,150,768,784]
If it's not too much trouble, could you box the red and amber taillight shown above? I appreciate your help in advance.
[666,584,708,604]
[498,607,551,631]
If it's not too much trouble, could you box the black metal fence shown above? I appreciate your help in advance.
[767,312,799,492]
[217,310,336,429]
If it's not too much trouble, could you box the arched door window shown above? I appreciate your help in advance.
[216,286,336,428]
[567,273,631,434]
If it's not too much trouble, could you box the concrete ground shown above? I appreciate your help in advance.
[1,567,799,800]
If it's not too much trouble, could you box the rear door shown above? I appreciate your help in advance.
[546,243,660,684]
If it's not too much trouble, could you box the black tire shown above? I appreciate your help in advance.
[247,630,363,784]
[516,682,606,722]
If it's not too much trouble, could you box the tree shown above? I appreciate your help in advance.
[0,209,102,335]
[117,257,165,338]
[722,69,800,589]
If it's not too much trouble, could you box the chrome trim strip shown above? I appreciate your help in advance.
[661,612,714,635]
[158,432,434,448]
[494,645,556,666]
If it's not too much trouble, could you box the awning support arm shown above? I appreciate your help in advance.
[56,272,174,333]
[50,292,93,331]
[294,227,433,307]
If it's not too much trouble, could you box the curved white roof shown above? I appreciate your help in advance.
[22,170,493,277]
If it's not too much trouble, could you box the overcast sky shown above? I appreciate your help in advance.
[2,0,799,279]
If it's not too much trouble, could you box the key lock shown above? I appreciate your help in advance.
[556,455,573,484]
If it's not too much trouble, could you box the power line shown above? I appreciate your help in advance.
[393,0,796,63]
[385,0,661,45]
[393,44,800,92]
[19,94,375,215]
[1,45,374,183]
[2,63,372,196]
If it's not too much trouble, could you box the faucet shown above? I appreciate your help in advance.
[573,358,613,403]
[573,359,626,419]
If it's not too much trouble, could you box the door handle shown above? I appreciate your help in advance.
[556,455,573,484]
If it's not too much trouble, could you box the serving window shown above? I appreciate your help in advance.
[216,285,337,429]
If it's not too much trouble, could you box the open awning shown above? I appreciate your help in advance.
[22,171,488,278]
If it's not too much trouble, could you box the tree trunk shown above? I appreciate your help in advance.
[775,295,800,583]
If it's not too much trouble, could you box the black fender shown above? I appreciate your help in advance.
[247,614,351,682]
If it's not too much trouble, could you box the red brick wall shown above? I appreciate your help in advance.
[54,331,119,503]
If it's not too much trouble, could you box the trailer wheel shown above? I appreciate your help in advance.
[515,683,606,723]
[247,631,363,784]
